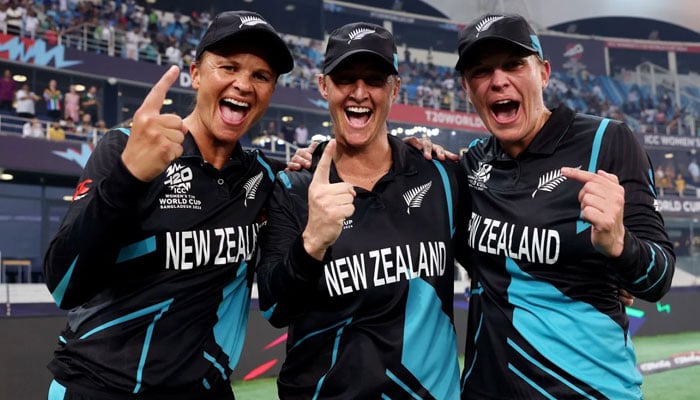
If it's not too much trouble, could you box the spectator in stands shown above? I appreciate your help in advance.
[47,120,66,141]
[164,38,183,66]
[63,84,80,123]
[293,121,308,146]
[22,8,40,39]
[22,116,44,138]
[44,10,294,399]
[75,112,94,138]
[94,18,115,54]
[454,13,674,399]
[124,25,147,61]
[675,172,687,196]
[0,69,16,112]
[0,3,9,35]
[43,79,62,121]
[257,21,464,399]
[15,83,40,119]
[81,85,99,123]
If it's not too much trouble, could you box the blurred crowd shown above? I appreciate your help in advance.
[2,0,698,145]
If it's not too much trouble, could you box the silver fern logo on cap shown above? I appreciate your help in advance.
[403,181,432,214]
[475,15,505,37]
[347,27,376,44]
[239,15,267,28]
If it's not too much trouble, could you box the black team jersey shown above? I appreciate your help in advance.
[459,105,675,400]
[44,129,282,399]
[257,136,469,399]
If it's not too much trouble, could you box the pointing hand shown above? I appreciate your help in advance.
[303,140,356,260]
[122,66,188,182]
[561,167,625,258]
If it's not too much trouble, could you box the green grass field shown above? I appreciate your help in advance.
[232,331,700,399]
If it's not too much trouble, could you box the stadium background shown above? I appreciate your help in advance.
[0,0,699,398]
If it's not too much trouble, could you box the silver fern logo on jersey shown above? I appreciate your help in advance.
[347,27,375,44]
[468,163,492,191]
[239,15,267,28]
[532,168,568,198]
[159,163,202,210]
[403,181,432,214]
[244,172,263,207]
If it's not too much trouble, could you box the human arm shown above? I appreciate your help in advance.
[285,137,458,172]
[44,66,185,308]
[561,122,675,301]
[257,140,355,327]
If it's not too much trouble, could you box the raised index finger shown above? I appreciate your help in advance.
[561,166,594,184]
[138,65,180,115]
[312,139,336,184]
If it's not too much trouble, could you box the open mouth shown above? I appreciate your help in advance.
[220,98,250,125]
[345,106,372,128]
[491,99,520,124]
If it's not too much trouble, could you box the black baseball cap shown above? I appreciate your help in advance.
[455,14,544,71]
[322,22,398,74]
[195,10,294,75]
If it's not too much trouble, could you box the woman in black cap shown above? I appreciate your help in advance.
[454,14,674,400]
[44,11,292,400]
[258,22,468,399]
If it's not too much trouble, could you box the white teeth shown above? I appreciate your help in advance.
[222,98,249,107]
[346,106,371,113]
[495,100,511,105]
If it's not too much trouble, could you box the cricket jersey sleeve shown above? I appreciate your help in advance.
[257,170,326,328]
[43,129,150,309]
[600,121,675,301]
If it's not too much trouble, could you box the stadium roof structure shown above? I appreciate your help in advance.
[426,0,700,42]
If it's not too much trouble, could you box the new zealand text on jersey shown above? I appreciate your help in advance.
[467,212,560,264]
[165,224,261,270]
[324,241,447,297]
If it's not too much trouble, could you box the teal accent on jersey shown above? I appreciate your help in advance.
[203,351,227,379]
[577,118,610,234]
[402,278,459,399]
[202,378,211,390]
[256,152,275,181]
[116,236,156,263]
[51,256,77,307]
[116,127,131,136]
[633,244,658,284]
[468,138,485,148]
[508,364,557,400]
[290,317,352,350]
[214,261,251,370]
[79,299,173,339]
[647,168,656,195]
[48,379,67,400]
[133,300,173,393]
[508,338,596,399]
[385,369,422,400]
[431,160,454,236]
[576,220,591,234]
[278,170,292,189]
[505,257,643,399]
[312,319,351,400]
[462,313,483,384]
[635,242,670,293]
[587,118,609,173]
